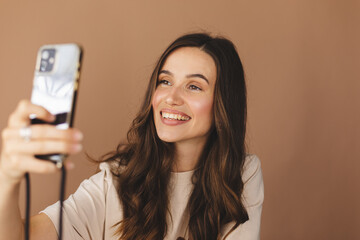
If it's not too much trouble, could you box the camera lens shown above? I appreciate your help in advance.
[42,50,50,59]
[40,60,48,71]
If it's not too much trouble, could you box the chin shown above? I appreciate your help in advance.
[157,133,181,143]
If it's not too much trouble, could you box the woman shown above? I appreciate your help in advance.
[0,33,264,240]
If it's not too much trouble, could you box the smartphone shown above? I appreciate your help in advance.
[30,43,83,162]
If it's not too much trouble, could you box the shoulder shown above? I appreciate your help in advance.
[97,161,119,188]
[220,155,264,239]
[242,154,264,208]
[242,154,262,183]
[98,161,113,177]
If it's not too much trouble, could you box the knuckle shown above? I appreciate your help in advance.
[34,125,46,138]
[38,164,52,173]
[34,141,46,152]
[45,164,56,172]
[18,100,30,112]
[1,128,9,140]
[64,130,74,140]
[3,142,14,154]
[63,142,73,152]
[38,167,48,173]
[34,125,56,139]
[38,141,66,153]
[7,113,17,125]
[8,156,21,170]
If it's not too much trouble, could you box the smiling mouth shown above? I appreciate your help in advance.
[161,111,191,121]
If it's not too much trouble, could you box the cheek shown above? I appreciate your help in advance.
[189,96,214,123]
[151,89,162,110]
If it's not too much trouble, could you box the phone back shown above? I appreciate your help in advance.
[31,44,82,130]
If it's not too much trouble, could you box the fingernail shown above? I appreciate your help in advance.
[66,161,75,170]
[74,131,83,140]
[73,144,83,152]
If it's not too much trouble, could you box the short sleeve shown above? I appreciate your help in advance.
[221,154,265,240]
[41,162,114,240]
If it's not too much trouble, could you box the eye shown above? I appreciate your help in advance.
[158,79,171,86]
[189,84,202,91]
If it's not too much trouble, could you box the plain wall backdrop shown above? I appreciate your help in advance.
[0,0,359,239]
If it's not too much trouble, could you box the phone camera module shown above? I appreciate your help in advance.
[39,48,56,72]
[40,60,48,72]
[42,51,50,59]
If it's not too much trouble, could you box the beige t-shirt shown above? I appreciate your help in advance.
[42,154,264,240]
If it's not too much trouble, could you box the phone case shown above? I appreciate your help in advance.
[31,43,83,162]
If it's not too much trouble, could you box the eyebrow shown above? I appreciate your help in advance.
[159,70,209,84]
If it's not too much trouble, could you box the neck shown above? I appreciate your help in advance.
[172,137,207,172]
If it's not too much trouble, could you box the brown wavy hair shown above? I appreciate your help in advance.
[101,33,249,240]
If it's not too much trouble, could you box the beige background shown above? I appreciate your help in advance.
[0,0,359,239]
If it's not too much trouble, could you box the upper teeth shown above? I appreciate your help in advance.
[162,112,190,121]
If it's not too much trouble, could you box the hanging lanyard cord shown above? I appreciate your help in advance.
[24,164,67,240]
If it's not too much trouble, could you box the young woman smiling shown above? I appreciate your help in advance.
[0,33,264,240]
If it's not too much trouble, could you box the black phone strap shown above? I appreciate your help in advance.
[24,164,66,240]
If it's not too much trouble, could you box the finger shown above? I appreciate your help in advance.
[8,100,55,127]
[2,126,83,142]
[5,155,58,175]
[4,139,82,155]
[63,160,75,170]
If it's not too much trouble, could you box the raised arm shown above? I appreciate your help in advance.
[0,100,83,240]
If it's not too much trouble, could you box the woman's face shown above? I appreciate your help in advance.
[152,47,217,146]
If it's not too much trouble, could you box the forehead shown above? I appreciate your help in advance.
[161,47,217,80]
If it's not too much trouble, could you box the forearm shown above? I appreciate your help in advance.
[0,171,24,240]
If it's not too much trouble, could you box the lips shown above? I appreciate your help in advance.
[160,108,191,122]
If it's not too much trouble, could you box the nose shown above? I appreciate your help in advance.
[165,86,183,106]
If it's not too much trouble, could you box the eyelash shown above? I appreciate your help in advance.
[189,85,202,91]
[158,79,170,86]
[157,79,202,91]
